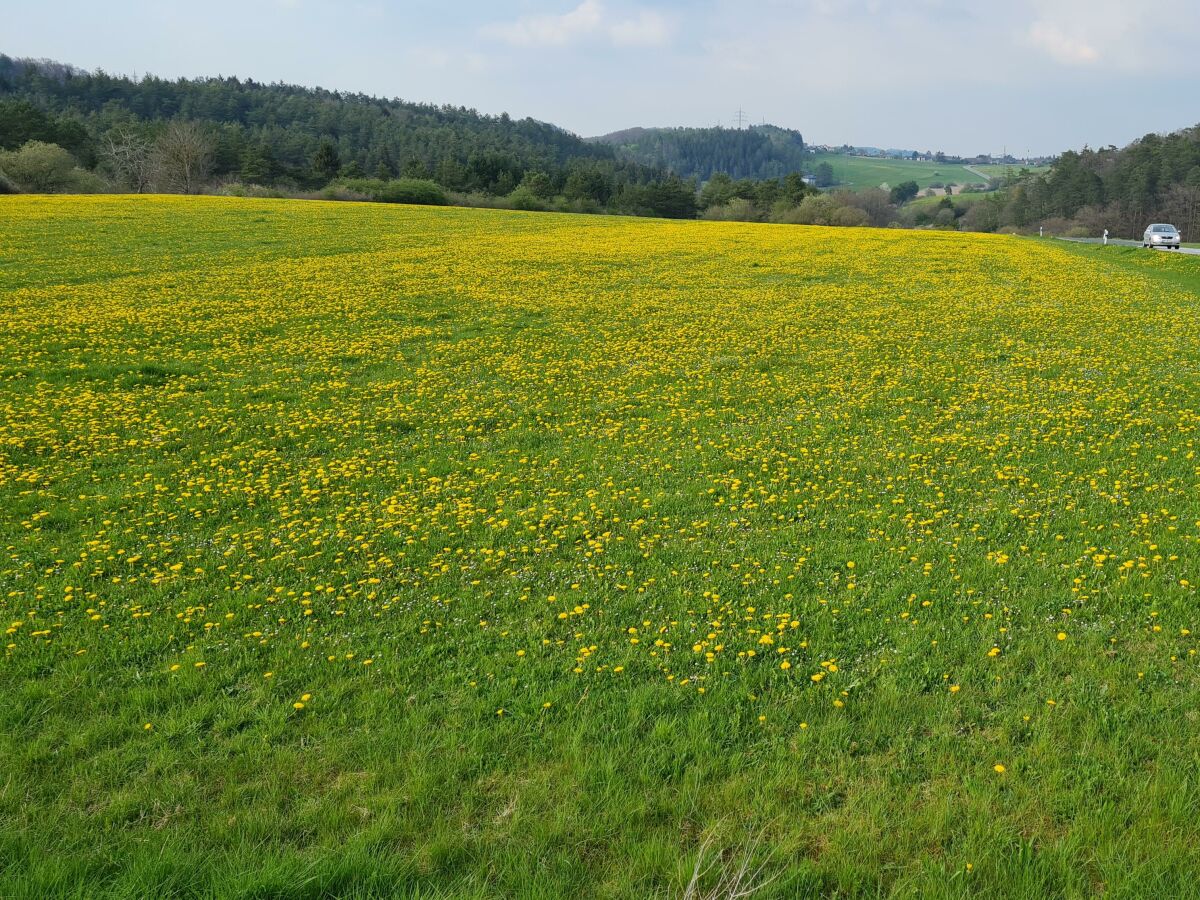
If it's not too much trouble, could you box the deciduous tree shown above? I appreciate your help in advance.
[101,128,153,192]
[153,121,213,194]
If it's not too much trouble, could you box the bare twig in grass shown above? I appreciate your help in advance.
[680,827,779,900]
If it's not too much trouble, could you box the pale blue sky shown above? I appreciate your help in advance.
[4,0,1199,155]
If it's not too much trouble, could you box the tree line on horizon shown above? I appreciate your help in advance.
[0,55,707,217]
[1,54,1198,239]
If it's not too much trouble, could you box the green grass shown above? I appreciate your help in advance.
[5,196,1200,899]
[903,192,951,211]
[810,153,989,191]
[972,164,1052,179]
[1055,238,1200,291]
[906,191,994,212]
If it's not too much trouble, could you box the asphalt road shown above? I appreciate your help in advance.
[1057,236,1200,256]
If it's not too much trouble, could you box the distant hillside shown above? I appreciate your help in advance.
[807,152,989,192]
[0,54,649,194]
[591,124,807,181]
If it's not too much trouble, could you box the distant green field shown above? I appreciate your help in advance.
[810,153,988,191]
[907,191,991,211]
[974,164,1052,179]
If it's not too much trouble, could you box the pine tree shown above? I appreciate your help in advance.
[313,139,340,183]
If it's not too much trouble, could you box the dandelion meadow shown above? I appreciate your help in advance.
[4,195,1200,898]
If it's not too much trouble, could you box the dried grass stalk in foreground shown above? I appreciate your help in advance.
[681,829,778,900]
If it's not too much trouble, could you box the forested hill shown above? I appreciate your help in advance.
[998,125,1200,237]
[0,54,649,194]
[590,124,808,181]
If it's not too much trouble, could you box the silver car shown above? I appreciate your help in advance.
[1144,223,1182,250]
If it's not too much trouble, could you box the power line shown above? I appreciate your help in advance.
[734,108,747,130]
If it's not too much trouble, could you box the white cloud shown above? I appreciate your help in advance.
[1027,21,1098,66]
[483,1,672,49]
[1020,0,1165,70]
[608,9,672,47]
[483,0,602,47]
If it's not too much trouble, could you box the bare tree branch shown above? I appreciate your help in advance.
[101,127,153,193]
[152,121,213,194]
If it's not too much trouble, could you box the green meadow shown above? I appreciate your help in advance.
[4,196,1200,899]
[809,153,988,191]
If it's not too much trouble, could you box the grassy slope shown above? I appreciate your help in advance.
[973,165,1052,179]
[906,192,992,212]
[809,153,987,191]
[1054,238,1200,290]
[4,198,1200,899]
